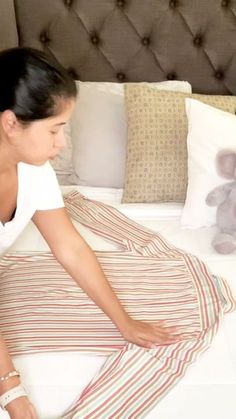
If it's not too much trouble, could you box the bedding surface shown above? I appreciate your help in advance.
[1,186,236,419]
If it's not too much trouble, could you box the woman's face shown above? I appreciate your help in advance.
[15,98,75,166]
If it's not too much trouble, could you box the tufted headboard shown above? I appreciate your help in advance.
[1,0,236,94]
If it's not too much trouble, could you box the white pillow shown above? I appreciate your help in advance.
[181,98,236,229]
[70,80,192,188]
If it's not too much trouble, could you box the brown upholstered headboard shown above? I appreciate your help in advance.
[1,0,236,94]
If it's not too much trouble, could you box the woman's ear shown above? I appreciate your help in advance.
[1,110,20,138]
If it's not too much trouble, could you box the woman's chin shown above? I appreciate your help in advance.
[49,153,58,160]
[21,158,48,166]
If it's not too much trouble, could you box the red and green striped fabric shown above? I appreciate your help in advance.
[0,191,235,419]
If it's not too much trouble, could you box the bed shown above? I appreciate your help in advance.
[0,1,236,418]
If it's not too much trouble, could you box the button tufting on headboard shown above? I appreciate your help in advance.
[167,72,177,80]
[90,34,100,45]
[117,0,126,7]
[116,72,126,81]
[1,0,236,94]
[64,0,73,7]
[193,35,203,47]
[169,0,178,8]
[67,68,79,79]
[221,0,230,7]
[39,32,50,44]
[142,37,150,46]
[215,70,224,80]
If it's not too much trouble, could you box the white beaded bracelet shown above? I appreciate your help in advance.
[0,384,27,410]
[0,370,20,382]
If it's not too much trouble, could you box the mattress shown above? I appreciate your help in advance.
[2,186,236,419]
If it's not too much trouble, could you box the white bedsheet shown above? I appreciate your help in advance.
[2,186,236,419]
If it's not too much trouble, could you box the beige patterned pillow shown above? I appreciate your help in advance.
[122,86,236,203]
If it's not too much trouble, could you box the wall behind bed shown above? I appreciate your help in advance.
[0,0,236,94]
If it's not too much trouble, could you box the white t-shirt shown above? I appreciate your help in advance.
[0,161,64,256]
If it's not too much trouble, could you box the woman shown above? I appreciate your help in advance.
[0,47,181,418]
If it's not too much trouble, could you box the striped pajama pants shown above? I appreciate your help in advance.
[0,191,235,419]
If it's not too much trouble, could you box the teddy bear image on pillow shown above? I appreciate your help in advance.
[205,149,236,254]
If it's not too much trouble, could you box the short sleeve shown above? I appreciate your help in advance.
[36,162,64,210]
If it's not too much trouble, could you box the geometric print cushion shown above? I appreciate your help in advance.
[122,86,236,203]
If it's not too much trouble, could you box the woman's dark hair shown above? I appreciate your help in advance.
[0,47,77,122]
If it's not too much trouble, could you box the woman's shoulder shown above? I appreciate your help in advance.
[18,161,62,209]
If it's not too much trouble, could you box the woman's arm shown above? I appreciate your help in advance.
[33,208,183,348]
[0,334,38,418]
[0,335,20,394]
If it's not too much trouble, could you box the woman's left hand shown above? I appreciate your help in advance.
[119,318,192,349]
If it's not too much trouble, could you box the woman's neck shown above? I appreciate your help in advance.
[0,136,18,174]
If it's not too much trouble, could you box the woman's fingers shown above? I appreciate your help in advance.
[141,323,198,346]
[121,318,199,349]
